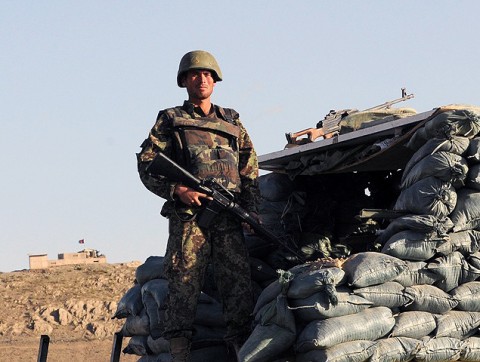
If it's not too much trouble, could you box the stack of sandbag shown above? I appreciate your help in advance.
[240,106,480,362]
[113,256,234,362]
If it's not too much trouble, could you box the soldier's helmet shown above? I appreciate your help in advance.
[177,50,223,87]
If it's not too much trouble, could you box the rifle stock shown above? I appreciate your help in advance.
[146,152,305,263]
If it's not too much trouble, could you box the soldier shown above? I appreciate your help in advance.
[137,50,259,361]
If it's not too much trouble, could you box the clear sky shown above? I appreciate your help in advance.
[2,1,480,272]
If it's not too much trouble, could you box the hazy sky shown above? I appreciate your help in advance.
[2,1,480,272]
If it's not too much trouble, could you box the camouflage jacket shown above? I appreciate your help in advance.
[137,101,259,216]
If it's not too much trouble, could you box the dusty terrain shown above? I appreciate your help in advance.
[0,262,144,361]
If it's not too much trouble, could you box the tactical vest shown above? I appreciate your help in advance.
[164,106,242,193]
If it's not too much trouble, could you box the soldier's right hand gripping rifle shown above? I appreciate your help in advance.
[146,152,306,263]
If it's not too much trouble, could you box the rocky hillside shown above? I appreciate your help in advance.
[0,262,143,361]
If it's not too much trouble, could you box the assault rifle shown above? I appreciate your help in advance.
[146,152,306,263]
[285,88,414,145]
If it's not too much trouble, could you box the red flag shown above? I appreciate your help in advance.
[79,239,85,244]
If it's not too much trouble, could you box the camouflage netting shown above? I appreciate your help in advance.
[116,105,480,361]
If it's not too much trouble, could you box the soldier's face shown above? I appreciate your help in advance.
[184,70,215,102]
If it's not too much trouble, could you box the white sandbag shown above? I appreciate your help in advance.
[450,282,480,312]
[239,271,296,362]
[390,311,437,339]
[342,252,407,288]
[401,151,468,189]
[113,283,143,319]
[296,340,374,362]
[287,266,345,299]
[121,308,150,337]
[427,251,480,292]
[415,336,463,361]
[434,311,480,340]
[353,281,411,308]
[460,336,480,361]
[394,177,457,219]
[368,336,421,362]
[393,261,442,287]
[376,214,453,245]
[136,256,165,286]
[295,306,395,352]
[381,230,448,261]
[289,286,373,322]
[403,137,470,176]
[403,284,458,314]
[450,188,480,232]
[466,164,480,191]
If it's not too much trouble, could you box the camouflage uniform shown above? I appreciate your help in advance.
[137,100,259,342]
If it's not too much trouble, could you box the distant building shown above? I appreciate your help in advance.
[29,248,107,269]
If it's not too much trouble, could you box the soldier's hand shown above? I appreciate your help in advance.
[174,184,212,206]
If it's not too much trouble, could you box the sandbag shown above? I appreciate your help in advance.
[353,281,411,308]
[401,151,468,189]
[141,279,169,338]
[295,306,395,352]
[342,252,407,288]
[287,266,345,300]
[460,336,480,361]
[403,136,470,176]
[407,126,429,150]
[434,311,480,340]
[468,252,480,269]
[415,336,463,362]
[239,271,296,362]
[368,336,421,362]
[424,109,480,140]
[428,251,480,292]
[147,335,170,355]
[381,230,448,261]
[113,283,143,319]
[450,281,480,312]
[137,353,171,362]
[403,284,458,314]
[440,230,480,255]
[465,137,480,164]
[393,261,442,287]
[376,214,453,245]
[450,188,480,232]
[289,286,373,322]
[136,256,165,286]
[123,335,149,356]
[465,164,480,190]
[296,340,374,362]
[394,177,457,219]
[390,311,437,339]
[121,308,150,337]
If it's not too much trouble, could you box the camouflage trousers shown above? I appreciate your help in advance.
[162,210,254,342]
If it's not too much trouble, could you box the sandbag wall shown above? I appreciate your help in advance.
[239,107,480,362]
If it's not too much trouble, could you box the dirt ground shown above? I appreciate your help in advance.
[0,262,145,361]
